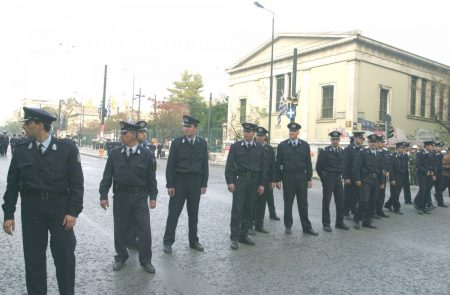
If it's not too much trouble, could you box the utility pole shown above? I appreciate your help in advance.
[58,99,62,137]
[101,65,107,137]
[207,92,212,147]
[131,73,135,121]
[153,94,157,138]
[135,88,145,121]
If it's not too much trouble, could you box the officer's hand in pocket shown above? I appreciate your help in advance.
[149,200,156,209]
[167,188,176,197]
[100,199,109,210]
[227,183,235,193]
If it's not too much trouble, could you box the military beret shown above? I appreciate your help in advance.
[256,126,268,136]
[435,141,445,147]
[423,140,435,146]
[183,115,200,126]
[367,134,378,142]
[21,107,56,123]
[352,131,365,139]
[136,120,147,131]
[119,121,140,132]
[287,122,301,131]
[242,122,257,132]
[329,131,341,139]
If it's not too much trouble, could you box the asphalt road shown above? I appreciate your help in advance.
[1,153,450,295]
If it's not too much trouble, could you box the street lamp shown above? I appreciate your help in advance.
[134,88,145,121]
[254,1,275,144]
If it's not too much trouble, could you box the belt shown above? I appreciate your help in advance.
[114,184,146,193]
[236,171,258,178]
[363,173,378,178]
[21,190,67,200]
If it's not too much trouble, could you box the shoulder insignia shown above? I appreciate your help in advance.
[77,153,81,163]
[28,142,33,150]
[52,143,57,151]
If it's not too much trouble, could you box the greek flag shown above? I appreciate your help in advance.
[277,91,287,126]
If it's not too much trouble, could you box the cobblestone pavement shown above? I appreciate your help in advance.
[1,152,450,295]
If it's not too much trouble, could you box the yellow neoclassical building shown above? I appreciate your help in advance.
[226,31,450,150]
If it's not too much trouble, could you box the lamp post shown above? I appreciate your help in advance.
[254,1,274,144]
[134,88,145,121]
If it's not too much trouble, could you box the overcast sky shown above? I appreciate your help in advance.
[1,0,449,124]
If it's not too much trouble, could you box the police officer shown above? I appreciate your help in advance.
[2,107,84,294]
[99,121,158,273]
[163,115,208,254]
[251,126,276,234]
[433,141,445,206]
[353,134,383,230]
[384,142,408,214]
[374,136,390,218]
[316,131,349,232]
[413,140,436,214]
[276,122,318,236]
[343,132,365,219]
[402,142,413,204]
[409,145,418,186]
[225,122,265,250]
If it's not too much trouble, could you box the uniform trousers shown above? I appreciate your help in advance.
[113,193,152,265]
[282,172,312,230]
[266,188,277,217]
[375,178,387,215]
[21,196,76,295]
[386,174,406,211]
[434,175,444,204]
[321,174,344,226]
[163,174,201,246]
[344,182,358,216]
[402,174,412,203]
[354,178,379,223]
[230,175,258,241]
[253,182,271,228]
[414,174,434,210]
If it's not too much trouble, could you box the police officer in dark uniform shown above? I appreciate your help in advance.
[99,121,158,273]
[2,131,9,156]
[384,142,408,214]
[2,107,84,295]
[225,123,265,250]
[352,134,383,229]
[316,131,349,232]
[373,136,390,218]
[414,140,436,214]
[163,115,208,254]
[402,142,413,204]
[251,126,276,234]
[276,122,318,236]
[433,141,445,207]
[343,132,365,219]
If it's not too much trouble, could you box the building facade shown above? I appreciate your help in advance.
[226,32,450,149]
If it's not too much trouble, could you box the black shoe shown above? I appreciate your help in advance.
[427,204,437,210]
[323,225,332,232]
[303,228,319,236]
[248,228,256,236]
[362,222,377,229]
[372,214,381,220]
[344,215,353,221]
[113,261,125,271]
[335,223,350,230]
[393,210,404,215]
[269,215,280,221]
[255,227,269,233]
[423,209,431,214]
[285,228,292,235]
[416,209,424,215]
[230,240,239,250]
[189,242,204,252]
[438,203,448,208]
[141,263,155,273]
[384,204,393,211]
[163,245,172,254]
[353,220,360,230]
[238,236,255,246]
[405,201,413,205]
[377,212,390,218]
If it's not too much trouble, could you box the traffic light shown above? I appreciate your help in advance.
[387,124,395,138]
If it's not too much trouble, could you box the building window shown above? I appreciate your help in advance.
[410,76,417,115]
[439,85,444,120]
[420,79,427,117]
[430,81,436,118]
[275,75,285,111]
[240,98,246,123]
[321,85,334,119]
[379,88,389,121]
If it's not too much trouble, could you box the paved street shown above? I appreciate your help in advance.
[1,151,450,295]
